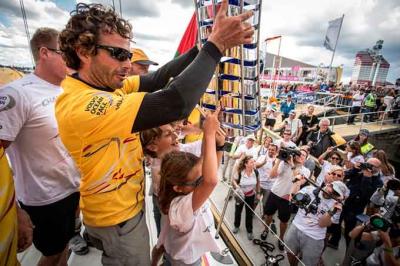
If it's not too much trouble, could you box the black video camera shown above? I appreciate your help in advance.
[291,189,321,215]
[277,147,301,161]
[359,162,374,171]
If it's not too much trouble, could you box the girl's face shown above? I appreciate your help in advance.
[154,125,179,158]
[245,159,255,169]
[173,162,202,195]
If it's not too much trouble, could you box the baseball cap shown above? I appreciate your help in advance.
[359,129,370,137]
[289,110,296,115]
[130,48,158,66]
[331,181,349,198]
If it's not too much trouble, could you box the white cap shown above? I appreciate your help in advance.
[331,181,349,198]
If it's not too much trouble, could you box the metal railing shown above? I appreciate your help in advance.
[326,108,400,132]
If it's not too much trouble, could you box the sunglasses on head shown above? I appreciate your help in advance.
[330,172,343,178]
[176,176,204,187]
[96,44,132,62]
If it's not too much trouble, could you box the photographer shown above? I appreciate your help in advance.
[262,148,310,250]
[330,158,384,248]
[370,178,400,222]
[285,181,348,266]
[344,217,400,266]
[307,118,335,158]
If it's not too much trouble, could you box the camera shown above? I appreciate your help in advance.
[291,189,320,215]
[359,162,374,171]
[356,214,392,232]
[277,147,301,161]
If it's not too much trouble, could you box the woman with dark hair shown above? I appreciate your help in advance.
[354,129,375,158]
[232,155,260,240]
[344,141,365,170]
[154,109,223,265]
[373,150,396,183]
[316,147,344,185]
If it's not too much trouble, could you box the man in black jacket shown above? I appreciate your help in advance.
[306,118,335,158]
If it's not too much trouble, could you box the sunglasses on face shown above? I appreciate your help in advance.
[331,157,340,160]
[330,172,343,178]
[96,44,132,62]
[176,176,204,187]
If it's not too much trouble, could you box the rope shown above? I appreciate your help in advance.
[19,0,34,67]
[216,180,306,266]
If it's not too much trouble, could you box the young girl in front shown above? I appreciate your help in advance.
[154,108,223,266]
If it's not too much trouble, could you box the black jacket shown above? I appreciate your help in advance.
[306,129,335,157]
[343,168,383,215]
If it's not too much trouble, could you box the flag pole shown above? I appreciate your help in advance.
[327,14,344,83]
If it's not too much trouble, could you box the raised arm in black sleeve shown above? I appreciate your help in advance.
[138,46,199,93]
[131,41,221,132]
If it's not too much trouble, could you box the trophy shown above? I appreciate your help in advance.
[194,0,263,138]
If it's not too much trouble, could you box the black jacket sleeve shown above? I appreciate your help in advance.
[138,46,199,93]
[131,42,222,132]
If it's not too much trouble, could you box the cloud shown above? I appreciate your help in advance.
[171,0,193,8]
[81,0,162,18]
[260,0,400,82]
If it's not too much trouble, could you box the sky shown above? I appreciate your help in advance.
[0,0,399,83]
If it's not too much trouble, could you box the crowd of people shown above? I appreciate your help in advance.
[0,2,399,266]
[274,81,400,125]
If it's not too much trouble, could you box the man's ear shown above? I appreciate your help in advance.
[76,46,92,66]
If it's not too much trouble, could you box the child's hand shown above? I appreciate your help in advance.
[203,106,221,135]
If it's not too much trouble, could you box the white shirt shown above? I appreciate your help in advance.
[293,186,341,240]
[383,95,394,110]
[283,118,303,136]
[157,193,219,264]
[352,93,365,107]
[316,160,333,186]
[256,154,276,190]
[0,74,80,205]
[271,161,310,199]
[236,170,257,195]
[347,153,365,164]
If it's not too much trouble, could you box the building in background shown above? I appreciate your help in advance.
[350,40,390,87]
[261,52,342,88]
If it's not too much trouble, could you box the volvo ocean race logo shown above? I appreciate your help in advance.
[0,94,16,112]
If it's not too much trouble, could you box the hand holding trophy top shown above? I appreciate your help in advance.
[207,0,254,53]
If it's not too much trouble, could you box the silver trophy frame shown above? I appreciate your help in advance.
[194,0,263,138]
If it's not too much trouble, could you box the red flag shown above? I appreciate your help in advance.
[175,13,198,57]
